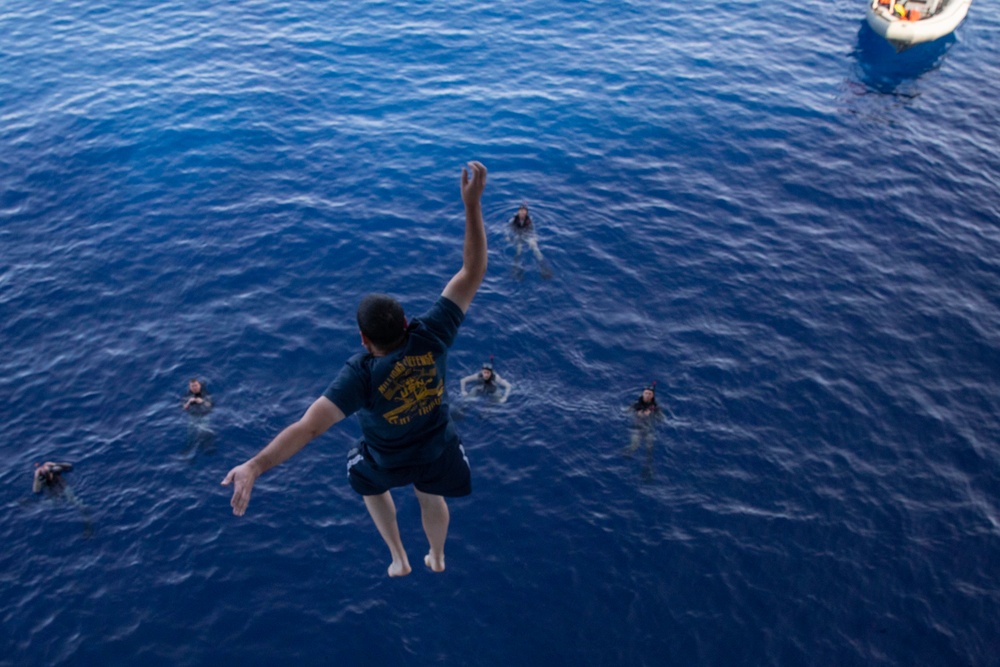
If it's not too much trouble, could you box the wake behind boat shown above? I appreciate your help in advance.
[866,0,973,50]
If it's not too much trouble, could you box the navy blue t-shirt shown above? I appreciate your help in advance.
[323,296,464,469]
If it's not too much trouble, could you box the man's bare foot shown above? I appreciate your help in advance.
[388,558,412,577]
[424,553,445,573]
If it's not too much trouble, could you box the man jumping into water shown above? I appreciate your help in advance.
[223,161,488,578]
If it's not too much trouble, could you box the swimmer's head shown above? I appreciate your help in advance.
[481,363,494,381]
[357,294,407,351]
[517,204,529,217]
[189,378,203,394]
[641,387,655,403]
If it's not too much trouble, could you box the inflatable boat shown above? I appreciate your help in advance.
[866,0,973,50]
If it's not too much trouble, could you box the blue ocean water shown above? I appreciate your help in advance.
[2,0,999,665]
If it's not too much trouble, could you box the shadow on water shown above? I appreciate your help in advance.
[21,480,94,539]
[449,395,506,425]
[622,421,686,483]
[851,21,956,95]
[181,416,217,462]
[623,436,657,482]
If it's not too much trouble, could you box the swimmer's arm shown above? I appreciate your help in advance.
[442,161,488,314]
[183,395,205,410]
[495,374,512,403]
[222,396,345,516]
[459,372,479,395]
[32,471,43,494]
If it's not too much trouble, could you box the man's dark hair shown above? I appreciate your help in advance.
[357,294,407,350]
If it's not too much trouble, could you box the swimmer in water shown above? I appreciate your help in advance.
[509,204,552,279]
[33,461,73,495]
[182,377,216,458]
[33,461,93,536]
[183,378,213,416]
[624,386,665,470]
[460,362,512,403]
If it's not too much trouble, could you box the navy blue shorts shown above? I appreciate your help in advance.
[347,441,471,497]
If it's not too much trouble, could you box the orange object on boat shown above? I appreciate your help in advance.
[906,8,921,19]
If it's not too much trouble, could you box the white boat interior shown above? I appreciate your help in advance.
[867,0,973,49]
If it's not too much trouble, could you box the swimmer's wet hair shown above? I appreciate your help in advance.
[357,294,407,349]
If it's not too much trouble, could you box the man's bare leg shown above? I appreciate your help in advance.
[363,491,412,577]
[415,488,449,572]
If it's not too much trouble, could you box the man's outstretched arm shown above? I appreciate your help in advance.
[222,396,345,516]
[442,161,488,314]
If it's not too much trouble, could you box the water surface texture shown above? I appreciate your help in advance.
[2,1,999,665]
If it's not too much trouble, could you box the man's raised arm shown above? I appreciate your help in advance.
[442,161,488,314]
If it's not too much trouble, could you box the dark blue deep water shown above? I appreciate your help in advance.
[3,1,999,665]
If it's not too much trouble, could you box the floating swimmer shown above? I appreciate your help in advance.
[509,204,552,280]
[624,383,666,479]
[33,461,93,537]
[33,461,73,495]
[460,359,512,403]
[182,377,216,459]
[182,378,213,416]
